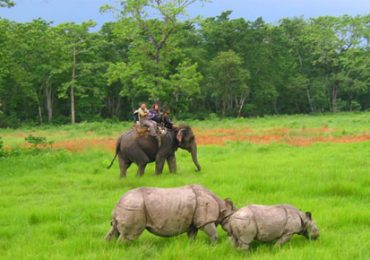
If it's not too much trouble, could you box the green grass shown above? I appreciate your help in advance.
[0,113,370,259]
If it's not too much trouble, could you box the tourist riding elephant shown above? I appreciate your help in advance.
[105,184,236,243]
[107,124,201,177]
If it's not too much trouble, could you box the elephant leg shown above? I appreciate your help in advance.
[134,150,150,176]
[137,164,147,177]
[201,223,218,244]
[155,158,166,175]
[187,226,198,240]
[118,158,131,178]
[167,155,177,174]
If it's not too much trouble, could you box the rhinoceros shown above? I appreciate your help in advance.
[221,204,319,250]
[105,185,235,243]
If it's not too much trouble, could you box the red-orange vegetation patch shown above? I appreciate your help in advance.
[194,127,369,146]
[51,138,116,152]
[16,127,369,152]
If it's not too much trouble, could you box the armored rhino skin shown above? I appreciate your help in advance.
[222,204,320,250]
[105,184,235,243]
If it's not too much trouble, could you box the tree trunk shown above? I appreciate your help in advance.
[272,99,278,114]
[38,104,43,124]
[222,97,226,117]
[237,95,247,117]
[71,46,76,124]
[332,82,338,112]
[45,79,53,123]
[306,86,314,113]
[115,97,121,117]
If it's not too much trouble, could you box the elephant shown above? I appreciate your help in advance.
[221,204,320,250]
[107,124,201,177]
[105,184,236,243]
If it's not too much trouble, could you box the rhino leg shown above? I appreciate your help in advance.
[187,226,198,240]
[274,233,293,247]
[105,226,119,241]
[230,218,256,250]
[201,223,218,244]
[117,221,145,242]
[237,241,250,251]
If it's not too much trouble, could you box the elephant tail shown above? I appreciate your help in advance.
[107,138,121,169]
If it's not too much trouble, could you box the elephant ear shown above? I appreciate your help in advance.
[176,127,189,144]
[176,129,184,144]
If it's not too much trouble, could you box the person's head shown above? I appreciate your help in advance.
[140,102,147,109]
[152,103,160,111]
[164,109,170,116]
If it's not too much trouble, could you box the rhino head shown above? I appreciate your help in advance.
[301,211,320,240]
[218,199,237,226]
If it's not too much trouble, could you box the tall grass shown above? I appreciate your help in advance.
[0,113,369,259]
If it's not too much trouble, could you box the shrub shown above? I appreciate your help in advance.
[0,137,5,157]
[25,135,53,149]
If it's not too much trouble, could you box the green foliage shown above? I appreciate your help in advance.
[24,135,53,149]
[0,136,5,157]
[0,0,14,8]
[0,7,370,126]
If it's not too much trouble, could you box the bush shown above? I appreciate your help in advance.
[25,135,53,149]
[350,101,362,112]
[0,137,5,157]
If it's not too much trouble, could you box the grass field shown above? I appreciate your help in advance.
[0,112,369,259]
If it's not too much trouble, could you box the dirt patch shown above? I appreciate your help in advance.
[15,127,370,152]
[194,127,369,146]
[50,138,116,152]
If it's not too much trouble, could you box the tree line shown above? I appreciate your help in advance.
[0,0,369,127]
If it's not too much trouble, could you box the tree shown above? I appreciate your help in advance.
[56,21,96,124]
[208,50,249,117]
[0,0,15,8]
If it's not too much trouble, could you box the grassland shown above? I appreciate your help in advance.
[0,112,369,259]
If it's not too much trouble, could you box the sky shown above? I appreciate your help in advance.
[0,0,369,29]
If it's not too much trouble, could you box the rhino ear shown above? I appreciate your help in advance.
[305,211,312,220]
[224,198,235,210]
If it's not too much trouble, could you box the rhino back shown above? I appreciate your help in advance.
[142,186,197,236]
[248,205,288,242]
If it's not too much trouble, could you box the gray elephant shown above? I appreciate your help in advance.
[105,185,235,243]
[107,124,201,177]
[221,204,320,250]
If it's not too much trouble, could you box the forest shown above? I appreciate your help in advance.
[0,0,370,127]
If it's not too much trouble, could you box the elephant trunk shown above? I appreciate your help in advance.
[190,143,201,171]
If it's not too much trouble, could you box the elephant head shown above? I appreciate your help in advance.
[175,125,201,171]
